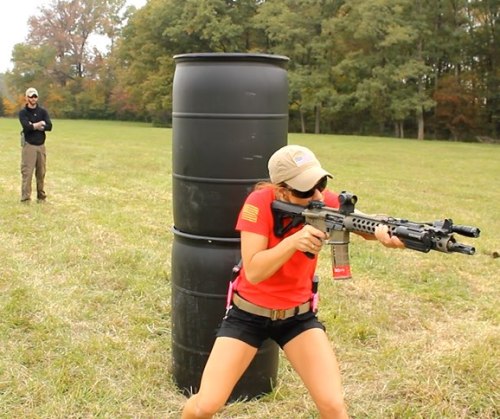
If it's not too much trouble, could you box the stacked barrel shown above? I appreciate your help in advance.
[171,53,289,400]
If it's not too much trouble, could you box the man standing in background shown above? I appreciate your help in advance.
[19,87,53,203]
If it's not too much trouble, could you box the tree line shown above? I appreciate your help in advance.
[1,0,498,141]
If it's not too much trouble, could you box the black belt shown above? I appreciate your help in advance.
[232,293,310,321]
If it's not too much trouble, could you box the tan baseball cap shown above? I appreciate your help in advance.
[26,87,38,97]
[268,145,332,191]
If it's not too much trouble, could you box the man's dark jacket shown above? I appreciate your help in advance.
[19,104,53,146]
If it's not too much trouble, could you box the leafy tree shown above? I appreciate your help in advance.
[463,0,500,138]
[111,0,181,123]
[172,0,260,51]
[324,0,436,138]
[255,0,339,133]
[421,0,499,140]
[25,0,127,80]
[433,74,478,140]
[113,0,262,124]
[8,0,131,119]
[3,0,497,140]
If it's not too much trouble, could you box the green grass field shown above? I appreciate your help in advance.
[0,118,498,418]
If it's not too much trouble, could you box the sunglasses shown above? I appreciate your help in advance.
[28,95,38,98]
[287,176,328,199]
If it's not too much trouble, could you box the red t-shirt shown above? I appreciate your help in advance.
[234,187,339,309]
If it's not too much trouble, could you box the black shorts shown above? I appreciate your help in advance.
[216,305,326,349]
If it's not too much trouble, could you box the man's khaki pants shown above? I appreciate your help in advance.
[21,143,46,201]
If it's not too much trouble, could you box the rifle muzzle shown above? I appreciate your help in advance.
[447,242,476,255]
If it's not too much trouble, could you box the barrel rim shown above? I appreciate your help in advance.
[173,52,290,65]
[172,226,241,243]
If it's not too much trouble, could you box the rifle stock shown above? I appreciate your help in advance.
[271,192,480,279]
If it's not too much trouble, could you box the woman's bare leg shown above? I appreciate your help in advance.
[283,328,348,419]
[181,337,258,418]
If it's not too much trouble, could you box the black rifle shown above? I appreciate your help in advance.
[271,192,480,279]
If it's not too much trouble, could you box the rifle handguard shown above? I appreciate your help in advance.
[271,193,480,279]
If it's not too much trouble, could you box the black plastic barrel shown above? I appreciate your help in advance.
[171,52,289,401]
[172,53,289,237]
[171,230,280,400]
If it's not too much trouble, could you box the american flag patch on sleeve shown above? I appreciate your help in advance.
[241,204,259,223]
